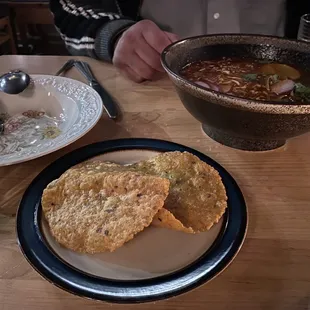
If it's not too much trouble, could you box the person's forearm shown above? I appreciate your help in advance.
[50,0,138,61]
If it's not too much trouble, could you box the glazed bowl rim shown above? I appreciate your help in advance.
[161,34,310,114]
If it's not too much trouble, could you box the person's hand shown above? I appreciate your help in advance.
[113,20,179,83]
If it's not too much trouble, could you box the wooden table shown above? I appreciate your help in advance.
[0,55,310,310]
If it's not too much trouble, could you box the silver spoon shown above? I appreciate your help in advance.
[0,70,31,95]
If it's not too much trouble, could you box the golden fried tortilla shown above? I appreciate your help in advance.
[69,159,194,233]
[72,152,227,233]
[41,170,169,253]
[152,208,194,233]
[132,152,227,232]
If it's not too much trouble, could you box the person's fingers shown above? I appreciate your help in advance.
[113,20,173,82]
[164,31,180,43]
[120,66,145,83]
[142,23,172,54]
[127,52,157,80]
[114,51,145,83]
[136,35,164,72]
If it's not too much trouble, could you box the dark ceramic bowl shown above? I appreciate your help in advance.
[161,34,310,151]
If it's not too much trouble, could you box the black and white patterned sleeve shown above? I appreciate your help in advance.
[49,0,138,61]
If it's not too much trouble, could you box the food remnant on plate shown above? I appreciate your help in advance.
[181,57,310,104]
[41,170,169,254]
[0,110,63,156]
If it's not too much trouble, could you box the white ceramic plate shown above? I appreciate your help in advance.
[0,75,103,166]
[17,139,247,303]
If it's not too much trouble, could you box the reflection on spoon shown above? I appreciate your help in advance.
[0,70,31,95]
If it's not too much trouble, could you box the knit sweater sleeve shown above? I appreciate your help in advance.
[49,0,138,61]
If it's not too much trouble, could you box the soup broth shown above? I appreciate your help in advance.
[180,57,310,104]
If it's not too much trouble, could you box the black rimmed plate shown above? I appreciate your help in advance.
[17,138,247,303]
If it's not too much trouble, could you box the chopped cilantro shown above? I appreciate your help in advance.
[270,74,279,82]
[295,83,310,102]
[242,73,258,82]
[295,82,310,94]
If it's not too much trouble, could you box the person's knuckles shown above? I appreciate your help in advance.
[112,53,124,67]
[135,19,158,31]
[121,29,139,44]
[144,56,163,72]
[134,63,156,80]
[123,68,144,83]
[113,43,134,67]
[143,30,169,53]
[164,31,179,42]
[133,20,168,50]
[136,49,161,71]
[121,22,150,45]
[113,20,164,82]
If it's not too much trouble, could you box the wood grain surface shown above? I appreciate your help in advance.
[0,56,310,310]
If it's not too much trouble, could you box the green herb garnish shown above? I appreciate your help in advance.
[270,74,279,82]
[295,83,310,102]
[242,73,258,82]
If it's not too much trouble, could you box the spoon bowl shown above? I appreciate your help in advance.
[0,70,31,95]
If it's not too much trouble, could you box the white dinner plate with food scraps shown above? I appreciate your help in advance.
[0,75,103,166]
[17,139,247,303]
